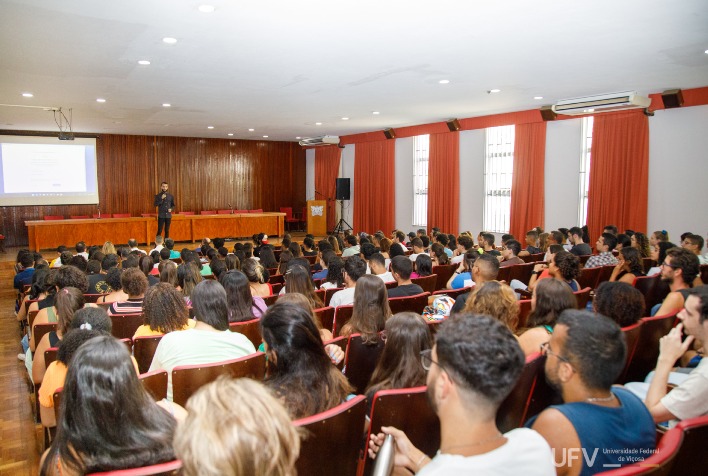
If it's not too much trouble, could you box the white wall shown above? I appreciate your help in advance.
[305,148,315,200]
[340,144,355,229]
[545,119,583,230]
[394,137,414,231]
[648,105,708,241]
[459,129,486,234]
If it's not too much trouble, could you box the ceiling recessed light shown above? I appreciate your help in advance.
[315,122,322,125]
[488,89,501,94]
[341,117,349,120]
[96,98,106,103]
[228,133,234,136]
[248,128,254,132]
[162,37,177,44]
[584,108,595,113]
[295,136,301,140]
[22,92,33,97]
[138,60,151,65]
[207,126,214,129]
[372,111,380,115]
[439,79,450,84]
[263,135,269,138]
[198,5,215,13]
[705,49,708,54]
[533,96,543,100]
[162,103,171,107]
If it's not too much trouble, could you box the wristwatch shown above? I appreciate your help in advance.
[531,271,539,275]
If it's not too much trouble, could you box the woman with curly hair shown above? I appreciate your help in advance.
[340,274,391,342]
[594,281,645,328]
[516,279,577,356]
[319,256,345,290]
[462,281,520,332]
[549,250,581,292]
[610,247,645,284]
[631,232,651,258]
[283,264,323,309]
[133,283,195,338]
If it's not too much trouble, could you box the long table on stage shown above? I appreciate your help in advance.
[25,213,285,251]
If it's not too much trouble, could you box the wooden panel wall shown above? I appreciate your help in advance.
[0,133,306,247]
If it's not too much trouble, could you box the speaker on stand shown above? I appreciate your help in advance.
[333,178,352,234]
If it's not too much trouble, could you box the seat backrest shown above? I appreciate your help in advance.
[314,306,336,333]
[517,299,533,328]
[33,323,57,351]
[496,266,512,283]
[171,352,266,406]
[216,209,232,214]
[508,262,537,286]
[332,305,354,337]
[28,309,40,329]
[268,273,285,285]
[132,335,163,374]
[497,352,545,433]
[388,292,430,315]
[249,209,263,213]
[642,257,657,274]
[200,210,216,215]
[324,287,344,306]
[431,264,456,291]
[110,314,146,340]
[262,294,279,306]
[139,370,168,401]
[140,213,156,218]
[177,211,195,215]
[596,265,616,287]
[432,286,473,300]
[93,213,111,218]
[633,275,670,315]
[229,318,262,348]
[293,396,367,476]
[279,207,293,219]
[314,288,325,304]
[574,287,592,309]
[43,215,64,220]
[44,347,59,368]
[616,321,644,384]
[343,334,386,395]
[323,335,348,370]
[363,387,440,476]
[112,213,131,218]
[411,274,438,294]
[577,266,602,290]
[578,254,592,266]
[234,209,248,214]
[85,459,182,476]
[669,415,708,476]
[624,311,678,383]
[83,293,108,303]
[700,264,708,286]
[69,215,90,219]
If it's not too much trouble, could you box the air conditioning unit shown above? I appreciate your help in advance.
[298,135,340,147]
[551,91,651,115]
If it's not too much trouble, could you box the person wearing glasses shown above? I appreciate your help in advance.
[368,314,554,475]
[652,247,701,317]
[527,310,656,475]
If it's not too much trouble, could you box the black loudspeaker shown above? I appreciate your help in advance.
[336,178,351,200]
[383,128,396,140]
[540,105,557,121]
[446,119,461,131]
[661,89,684,109]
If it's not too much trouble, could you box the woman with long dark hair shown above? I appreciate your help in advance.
[283,264,323,309]
[516,279,577,356]
[340,274,391,342]
[221,269,267,322]
[261,301,352,419]
[40,335,178,475]
[610,247,645,285]
[258,245,278,270]
[365,312,432,403]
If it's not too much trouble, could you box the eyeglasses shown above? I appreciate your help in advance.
[420,349,441,371]
[539,342,572,365]
[660,261,679,269]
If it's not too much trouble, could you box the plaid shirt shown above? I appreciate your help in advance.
[584,251,618,269]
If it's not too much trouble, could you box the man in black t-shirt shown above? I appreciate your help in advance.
[154,181,176,238]
[568,226,592,256]
[387,256,424,298]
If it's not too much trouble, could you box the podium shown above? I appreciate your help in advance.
[306,200,327,236]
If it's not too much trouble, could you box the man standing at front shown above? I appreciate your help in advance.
[154,181,175,239]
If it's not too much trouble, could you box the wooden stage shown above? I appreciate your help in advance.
[25,213,285,251]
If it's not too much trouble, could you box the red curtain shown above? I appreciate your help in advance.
[427,132,460,234]
[314,146,341,232]
[587,111,649,243]
[353,140,395,233]
[509,122,547,239]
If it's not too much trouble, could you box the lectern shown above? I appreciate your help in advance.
[306,200,327,236]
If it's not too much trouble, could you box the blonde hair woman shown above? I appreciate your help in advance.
[175,377,300,476]
[462,281,520,332]
[102,241,116,255]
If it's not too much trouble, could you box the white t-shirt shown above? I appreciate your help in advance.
[329,287,356,308]
[419,428,554,476]
[374,271,396,283]
[149,328,256,401]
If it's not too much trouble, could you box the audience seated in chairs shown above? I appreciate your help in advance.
[281,264,324,309]
[388,256,424,298]
[261,300,352,419]
[450,254,500,314]
[106,267,148,316]
[339,274,391,341]
[368,314,554,475]
[365,312,432,410]
[652,247,700,316]
[609,246,645,285]
[149,280,257,401]
[329,256,367,308]
[369,252,395,283]
[175,377,299,476]
[411,253,433,279]
[221,269,267,322]
[526,310,656,474]
[516,279,577,357]
[40,335,180,476]
[133,283,195,339]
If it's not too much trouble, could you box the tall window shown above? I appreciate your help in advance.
[412,134,429,227]
[578,116,594,226]
[483,125,514,233]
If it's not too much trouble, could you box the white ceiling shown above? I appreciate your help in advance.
[1,0,707,142]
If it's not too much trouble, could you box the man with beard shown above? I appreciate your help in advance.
[527,310,655,476]
[653,247,700,317]
[368,315,554,475]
